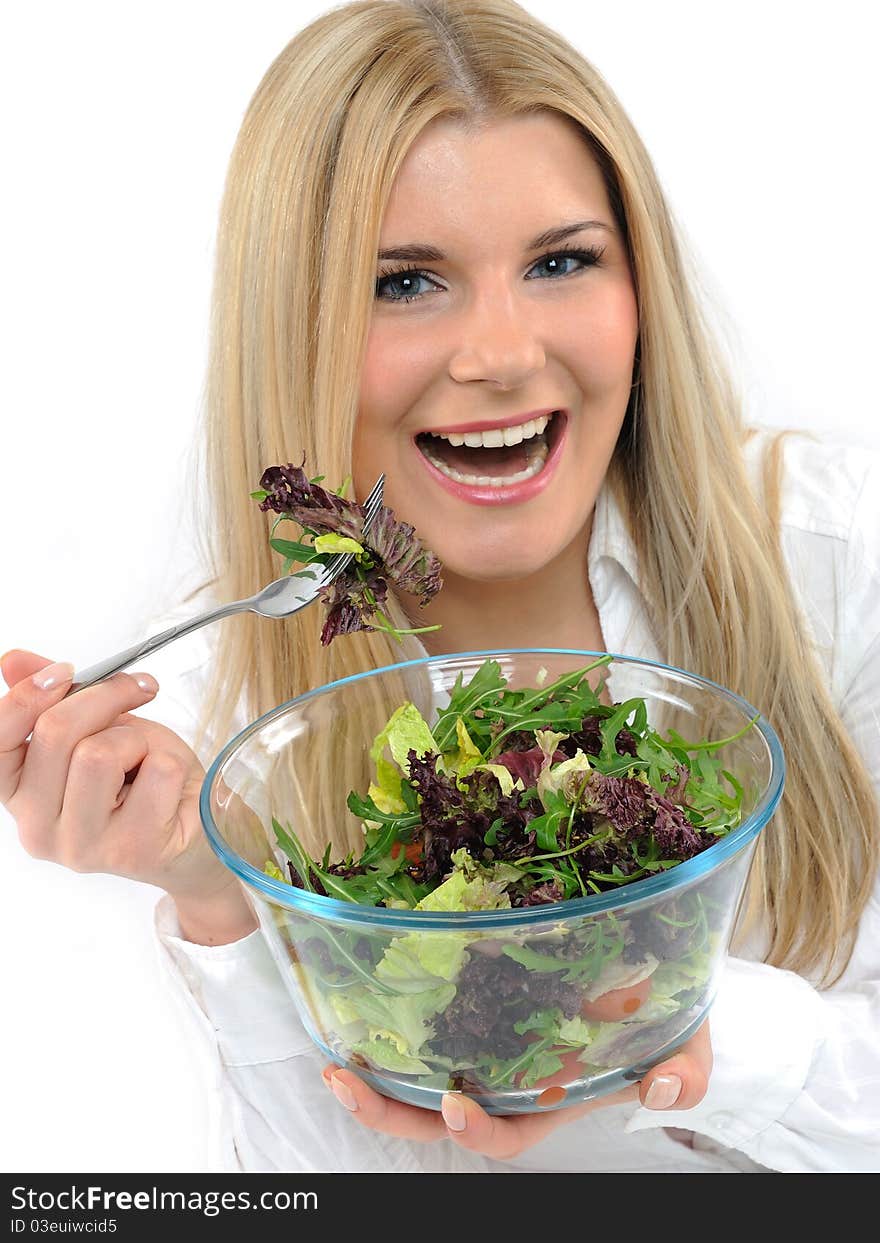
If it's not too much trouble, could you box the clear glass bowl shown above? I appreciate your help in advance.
[200,649,783,1115]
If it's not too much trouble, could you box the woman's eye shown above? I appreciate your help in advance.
[527,247,604,280]
[374,246,603,304]
[375,270,440,303]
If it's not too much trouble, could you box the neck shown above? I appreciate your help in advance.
[401,516,606,656]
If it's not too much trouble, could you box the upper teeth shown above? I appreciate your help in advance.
[429,413,552,448]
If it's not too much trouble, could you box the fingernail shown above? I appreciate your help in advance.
[441,1093,467,1132]
[645,1074,682,1110]
[33,661,75,691]
[329,1075,358,1112]
[133,673,158,694]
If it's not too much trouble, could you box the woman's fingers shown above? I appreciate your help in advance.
[2,650,224,911]
[0,649,53,688]
[57,723,151,870]
[321,1067,448,1143]
[0,655,75,804]
[5,669,159,831]
[114,738,197,860]
[639,1017,713,1111]
[320,1019,714,1158]
[321,1064,636,1159]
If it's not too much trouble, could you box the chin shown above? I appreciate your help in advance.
[435,540,568,584]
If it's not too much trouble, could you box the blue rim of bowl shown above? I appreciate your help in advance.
[200,648,785,930]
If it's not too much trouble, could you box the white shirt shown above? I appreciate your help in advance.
[140,427,880,1174]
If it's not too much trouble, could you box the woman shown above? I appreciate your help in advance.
[2,0,878,1172]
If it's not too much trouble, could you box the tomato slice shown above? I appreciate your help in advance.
[390,840,423,864]
[580,974,653,1022]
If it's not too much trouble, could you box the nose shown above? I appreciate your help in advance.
[447,288,546,389]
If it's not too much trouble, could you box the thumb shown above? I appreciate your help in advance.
[0,649,56,689]
[639,1017,713,1112]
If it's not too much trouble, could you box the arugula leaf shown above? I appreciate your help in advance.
[346,789,420,831]
[272,817,316,892]
[269,536,320,562]
[433,660,507,751]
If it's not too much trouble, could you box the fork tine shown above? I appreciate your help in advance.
[320,474,385,586]
[362,473,385,520]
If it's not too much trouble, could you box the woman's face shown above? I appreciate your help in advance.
[353,112,639,584]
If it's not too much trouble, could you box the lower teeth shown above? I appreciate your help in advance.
[420,436,549,486]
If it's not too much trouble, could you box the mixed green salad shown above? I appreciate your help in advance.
[252,461,442,645]
[263,657,756,1093]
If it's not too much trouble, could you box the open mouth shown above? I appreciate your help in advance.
[415,411,565,487]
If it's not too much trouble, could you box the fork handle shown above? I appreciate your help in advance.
[68,598,250,694]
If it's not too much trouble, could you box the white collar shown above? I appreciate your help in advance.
[588,478,642,609]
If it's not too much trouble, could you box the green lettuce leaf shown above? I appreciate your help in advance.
[557,1015,593,1045]
[370,702,439,803]
[649,948,714,1000]
[537,750,592,809]
[376,929,470,986]
[312,534,364,556]
[331,982,455,1057]
[442,717,484,780]
[374,849,521,991]
[416,848,520,913]
[351,1034,434,1075]
[519,1049,566,1088]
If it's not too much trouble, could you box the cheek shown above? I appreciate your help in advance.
[354,325,433,502]
[562,286,639,393]
[359,322,436,428]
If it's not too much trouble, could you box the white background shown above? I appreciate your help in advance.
[1,0,877,1172]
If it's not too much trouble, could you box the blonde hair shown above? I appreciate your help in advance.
[188,0,878,986]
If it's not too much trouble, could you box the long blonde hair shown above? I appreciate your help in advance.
[188,0,878,987]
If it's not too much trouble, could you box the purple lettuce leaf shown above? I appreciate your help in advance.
[256,461,443,645]
[362,507,443,602]
[583,770,709,861]
[494,745,566,789]
[259,462,364,540]
[646,792,706,859]
[406,751,538,883]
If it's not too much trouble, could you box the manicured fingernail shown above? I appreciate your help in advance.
[329,1075,358,1112]
[645,1074,682,1110]
[33,661,75,691]
[441,1093,467,1132]
[133,673,158,694]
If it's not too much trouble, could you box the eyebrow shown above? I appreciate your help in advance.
[376,219,612,263]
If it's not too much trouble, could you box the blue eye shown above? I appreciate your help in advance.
[374,245,605,304]
[374,269,439,303]
[526,247,604,280]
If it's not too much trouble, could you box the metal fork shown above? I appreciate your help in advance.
[67,474,386,694]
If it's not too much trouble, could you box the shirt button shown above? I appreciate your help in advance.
[708,1112,734,1129]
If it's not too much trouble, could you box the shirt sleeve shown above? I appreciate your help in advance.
[626,442,880,1173]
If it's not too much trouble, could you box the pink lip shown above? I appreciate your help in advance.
[414,411,568,507]
[417,407,562,436]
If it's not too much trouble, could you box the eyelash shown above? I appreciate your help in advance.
[374,244,606,304]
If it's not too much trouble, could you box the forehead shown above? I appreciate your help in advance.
[379,113,611,246]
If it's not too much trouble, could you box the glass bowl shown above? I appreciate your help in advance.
[200,649,783,1115]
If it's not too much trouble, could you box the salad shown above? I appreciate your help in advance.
[262,657,756,1095]
[252,461,442,645]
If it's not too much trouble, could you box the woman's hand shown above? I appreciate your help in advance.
[0,649,256,945]
[320,1020,712,1160]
